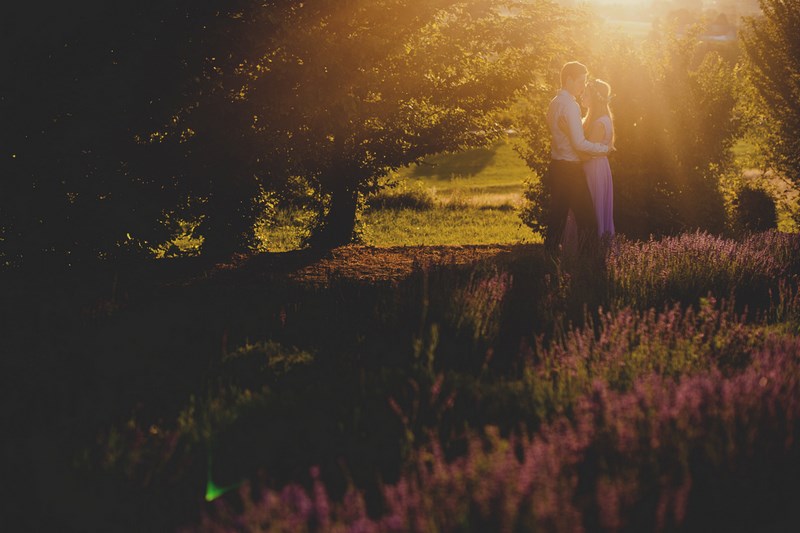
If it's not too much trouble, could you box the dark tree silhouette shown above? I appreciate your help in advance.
[1,2,257,267]
[2,1,565,264]
[164,0,565,250]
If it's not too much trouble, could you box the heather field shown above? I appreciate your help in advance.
[7,231,800,532]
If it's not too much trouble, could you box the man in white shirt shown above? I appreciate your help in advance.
[544,61,609,252]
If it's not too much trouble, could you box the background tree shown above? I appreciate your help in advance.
[740,0,800,186]
[2,4,181,269]
[2,1,567,265]
[614,27,740,235]
[166,0,566,249]
[0,1,285,266]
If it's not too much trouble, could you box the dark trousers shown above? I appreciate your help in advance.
[544,159,597,252]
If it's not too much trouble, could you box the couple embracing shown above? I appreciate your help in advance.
[544,61,615,253]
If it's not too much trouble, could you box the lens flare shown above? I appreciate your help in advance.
[205,452,243,502]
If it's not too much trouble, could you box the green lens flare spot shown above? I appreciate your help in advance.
[205,451,243,502]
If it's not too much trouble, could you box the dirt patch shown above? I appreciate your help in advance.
[207,244,538,287]
[290,244,519,284]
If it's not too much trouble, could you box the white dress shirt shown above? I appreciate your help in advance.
[547,89,609,161]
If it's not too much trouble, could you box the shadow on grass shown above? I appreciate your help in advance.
[411,144,499,180]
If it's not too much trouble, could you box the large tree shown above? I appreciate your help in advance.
[1,2,273,267]
[2,1,564,264]
[162,0,565,250]
[2,4,177,268]
[740,0,800,185]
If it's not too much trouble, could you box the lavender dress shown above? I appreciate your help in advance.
[583,115,615,237]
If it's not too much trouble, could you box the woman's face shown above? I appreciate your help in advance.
[581,89,591,109]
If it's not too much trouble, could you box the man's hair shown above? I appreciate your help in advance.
[560,61,588,87]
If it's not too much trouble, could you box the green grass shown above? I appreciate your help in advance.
[361,206,538,247]
[257,139,537,251]
[401,139,532,196]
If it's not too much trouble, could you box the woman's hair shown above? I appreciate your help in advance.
[586,78,612,110]
[584,78,615,149]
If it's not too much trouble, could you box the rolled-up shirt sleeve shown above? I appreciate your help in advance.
[564,100,608,155]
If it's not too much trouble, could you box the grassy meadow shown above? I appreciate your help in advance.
[257,140,538,251]
[253,137,799,253]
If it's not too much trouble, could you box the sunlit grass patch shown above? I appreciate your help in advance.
[361,206,538,247]
[437,188,522,210]
[256,140,535,251]
[732,138,759,168]
[393,139,531,211]
[256,209,312,252]
[255,204,535,252]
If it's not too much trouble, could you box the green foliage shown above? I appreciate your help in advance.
[604,30,740,236]
[1,1,566,267]
[518,175,549,238]
[1,3,192,268]
[741,0,800,184]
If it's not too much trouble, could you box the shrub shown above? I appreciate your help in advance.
[732,185,778,234]
[517,175,548,239]
[365,182,435,211]
[607,231,800,311]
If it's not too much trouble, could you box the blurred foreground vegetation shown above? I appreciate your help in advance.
[6,231,800,530]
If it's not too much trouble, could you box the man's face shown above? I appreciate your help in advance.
[566,72,587,98]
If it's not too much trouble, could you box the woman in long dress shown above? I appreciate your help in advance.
[580,78,615,237]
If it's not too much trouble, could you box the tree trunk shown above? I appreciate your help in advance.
[200,174,258,260]
[309,180,359,250]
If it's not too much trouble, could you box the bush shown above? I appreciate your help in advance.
[365,182,436,211]
[732,185,778,234]
[517,175,548,238]
[607,231,800,311]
